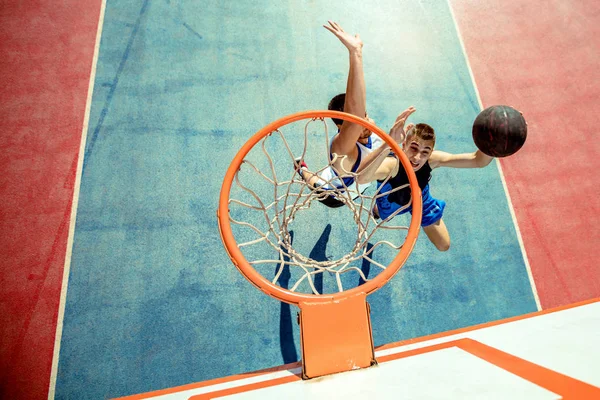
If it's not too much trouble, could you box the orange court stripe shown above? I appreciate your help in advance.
[190,343,457,399]
[188,374,302,400]
[379,338,600,399]
[377,340,459,363]
[457,339,600,399]
[114,363,301,399]
[188,337,600,399]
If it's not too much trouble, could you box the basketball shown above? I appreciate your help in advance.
[472,105,527,157]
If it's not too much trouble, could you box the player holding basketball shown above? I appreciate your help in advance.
[295,21,415,207]
[370,121,494,251]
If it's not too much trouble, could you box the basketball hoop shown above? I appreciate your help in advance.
[217,110,422,379]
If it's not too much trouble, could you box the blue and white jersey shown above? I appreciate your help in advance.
[315,133,384,199]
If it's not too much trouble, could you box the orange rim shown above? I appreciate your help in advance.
[217,110,422,305]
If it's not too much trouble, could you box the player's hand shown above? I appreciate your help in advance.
[323,21,363,54]
[389,106,416,143]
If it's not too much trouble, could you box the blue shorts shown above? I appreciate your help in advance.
[376,183,445,227]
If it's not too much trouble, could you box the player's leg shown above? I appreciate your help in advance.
[373,181,406,220]
[294,159,346,208]
[372,203,380,219]
[422,218,450,252]
[294,158,320,188]
[418,185,448,251]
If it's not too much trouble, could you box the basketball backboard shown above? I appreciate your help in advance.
[117,298,600,399]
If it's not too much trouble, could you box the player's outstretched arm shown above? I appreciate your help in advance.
[324,21,366,157]
[428,149,493,169]
[355,107,416,183]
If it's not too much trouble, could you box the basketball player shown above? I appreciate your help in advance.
[295,21,415,207]
[370,121,494,251]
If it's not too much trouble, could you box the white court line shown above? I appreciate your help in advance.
[445,0,541,311]
[152,368,303,400]
[47,0,108,398]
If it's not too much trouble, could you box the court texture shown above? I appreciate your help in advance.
[1,1,599,399]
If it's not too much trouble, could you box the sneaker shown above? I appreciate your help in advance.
[294,157,308,178]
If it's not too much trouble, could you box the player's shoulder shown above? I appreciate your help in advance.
[428,150,447,168]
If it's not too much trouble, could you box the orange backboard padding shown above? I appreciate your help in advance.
[299,292,375,379]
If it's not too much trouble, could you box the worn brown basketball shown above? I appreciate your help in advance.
[472,105,527,157]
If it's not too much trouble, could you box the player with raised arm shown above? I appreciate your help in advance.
[371,121,494,251]
[295,21,414,207]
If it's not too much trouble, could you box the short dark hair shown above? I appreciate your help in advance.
[327,93,346,126]
[408,123,436,147]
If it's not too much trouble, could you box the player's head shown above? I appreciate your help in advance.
[328,93,373,144]
[328,93,346,126]
[403,123,435,171]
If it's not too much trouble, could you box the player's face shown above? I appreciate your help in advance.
[403,136,434,171]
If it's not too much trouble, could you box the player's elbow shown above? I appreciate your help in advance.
[343,99,361,114]
[475,151,494,168]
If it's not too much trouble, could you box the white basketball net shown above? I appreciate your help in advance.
[227,117,415,295]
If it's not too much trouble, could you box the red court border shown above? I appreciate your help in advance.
[448,0,600,308]
[0,1,103,399]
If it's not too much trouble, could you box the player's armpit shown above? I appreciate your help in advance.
[331,122,366,156]
[371,156,399,181]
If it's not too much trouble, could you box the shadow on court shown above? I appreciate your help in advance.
[276,225,334,364]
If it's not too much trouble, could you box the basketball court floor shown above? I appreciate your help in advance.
[1,1,599,399]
